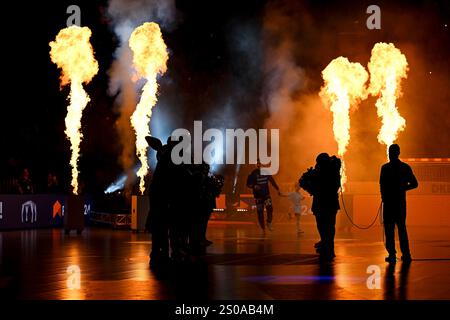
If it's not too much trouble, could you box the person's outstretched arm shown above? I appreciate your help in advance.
[269,176,281,194]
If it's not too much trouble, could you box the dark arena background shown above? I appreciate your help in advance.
[0,0,449,316]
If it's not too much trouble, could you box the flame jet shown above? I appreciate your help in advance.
[320,57,369,189]
[368,42,408,155]
[129,22,169,194]
[50,26,99,194]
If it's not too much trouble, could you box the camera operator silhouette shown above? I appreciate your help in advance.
[380,144,418,264]
[299,153,341,261]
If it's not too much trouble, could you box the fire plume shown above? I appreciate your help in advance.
[49,26,99,194]
[129,22,169,194]
[368,42,408,155]
[320,57,369,189]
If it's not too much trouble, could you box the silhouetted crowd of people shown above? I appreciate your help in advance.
[145,136,224,271]
[297,144,418,263]
[145,139,418,268]
[1,141,418,267]
[0,167,62,195]
[244,153,342,262]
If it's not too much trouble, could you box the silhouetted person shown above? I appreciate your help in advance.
[198,164,224,250]
[300,153,341,261]
[145,136,176,270]
[280,183,305,234]
[247,159,280,233]
[174,161,199,261]
[46,173,61,194]
[380,144,418,264]
[17,168,34,194]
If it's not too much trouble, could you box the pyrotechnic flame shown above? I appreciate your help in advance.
[368,43,408,155]
[129,22,169,194]
[319,57,369,189]
[50,26,99,194]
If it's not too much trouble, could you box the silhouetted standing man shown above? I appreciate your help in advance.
[380,144,418,264]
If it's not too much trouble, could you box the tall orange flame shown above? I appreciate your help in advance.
[129,22,169,194]
[320,57,369,189]
[368,42,408,155]
[50,26,99,194]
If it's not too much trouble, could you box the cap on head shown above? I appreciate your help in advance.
[388,144,400,161]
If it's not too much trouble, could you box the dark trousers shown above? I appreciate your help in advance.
[169,215,190,259]
[315,212,337,256]
[383,210,411,257]
[188,221,203,255]
[200,208,212,240]
[256,197,273,230]
[150,224,169,262]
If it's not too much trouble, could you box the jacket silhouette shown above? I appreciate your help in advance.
[300,153,341,261]
[380,144,418,262]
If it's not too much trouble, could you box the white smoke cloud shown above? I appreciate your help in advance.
[263,41,306,130]
[107,0,177,35]
[106,0,178,191]
[261,2,335,182]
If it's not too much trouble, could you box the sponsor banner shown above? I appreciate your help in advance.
[430,183,450,194]
[0,195,92,230]
[342,182,450,195]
